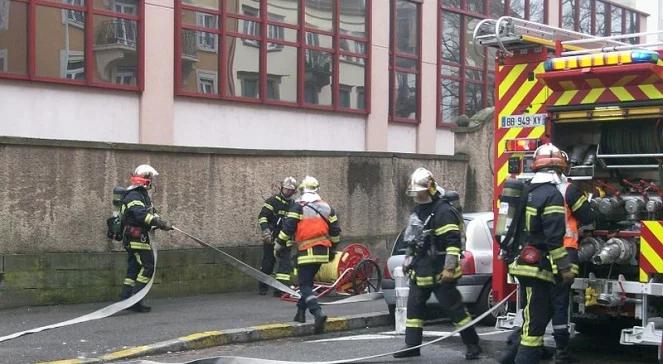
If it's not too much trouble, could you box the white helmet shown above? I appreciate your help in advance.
[299,175,320,193]
[532,143,568,173]
[131,164,159,189]
[406,167,436,204]
[281,176,298,199]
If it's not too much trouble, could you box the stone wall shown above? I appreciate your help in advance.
[454,107,495,212]
[0,137,471,308]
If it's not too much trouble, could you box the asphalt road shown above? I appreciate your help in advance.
[0,292,385,364]
[122,321,659,364]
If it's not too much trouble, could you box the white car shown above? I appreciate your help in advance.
[381,212,502,325]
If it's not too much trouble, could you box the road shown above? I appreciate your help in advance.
[121,320,658,364]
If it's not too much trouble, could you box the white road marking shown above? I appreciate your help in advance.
[307,330,508,343]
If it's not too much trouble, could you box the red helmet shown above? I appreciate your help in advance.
[130,164,159,189]
[532,143,568,172]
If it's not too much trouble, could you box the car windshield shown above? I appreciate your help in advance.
[392,218,473,255]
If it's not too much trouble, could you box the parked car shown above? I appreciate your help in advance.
[381,211,503,325]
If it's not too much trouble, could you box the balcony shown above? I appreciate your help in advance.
[96,20,137,50]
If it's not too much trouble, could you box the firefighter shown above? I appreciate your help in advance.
[499,145,596,364]
[257,177,298,296]
[506,144,576,364]
[275,176,341,334]
[119,164,173,313]
[394,168,482,360]
[551,149,596,364]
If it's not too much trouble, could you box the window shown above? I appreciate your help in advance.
[0,0,142,90]
[390,0,420,123]
[559,0,643,40]
[175,0,369,113]
[438,0,497,126]
[197,13,218,51]
[197,69,217,94]
[506,0,547,22]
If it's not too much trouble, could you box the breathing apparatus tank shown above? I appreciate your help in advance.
[495,179,526,239]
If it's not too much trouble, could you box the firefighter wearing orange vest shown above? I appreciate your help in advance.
[275,176,341,334]
[550,151,595,364]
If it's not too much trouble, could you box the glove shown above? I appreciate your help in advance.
[440,268,456,283]
[559,268,576,286]
[402,256,413,274]
[261,229,273,244]
[153,216,173,231]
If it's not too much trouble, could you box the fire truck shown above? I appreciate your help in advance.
[473,17,663,356]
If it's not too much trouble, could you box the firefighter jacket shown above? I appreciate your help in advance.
[406,195,463,287]
[258,193,291,239]
[121,187,157,251]
[557,181,596,274]
[508,182,572,283]
[276,193,341,266]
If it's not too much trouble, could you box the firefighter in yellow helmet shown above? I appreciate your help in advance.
[257,176,298,296]
[275,176,341,334]
[506,143,576,364]
[119,164,173,312]
[394,168,482,360]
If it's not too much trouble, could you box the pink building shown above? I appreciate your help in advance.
[0,0,649,154]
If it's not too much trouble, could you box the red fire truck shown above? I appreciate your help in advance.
[474,17,663,356]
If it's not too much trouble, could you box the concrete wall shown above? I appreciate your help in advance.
[0,137,469,307]
[173,99,366,151]
[0,80,139,143]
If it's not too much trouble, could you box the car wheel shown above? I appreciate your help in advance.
[388,304,395,321]
[472,282,505,326]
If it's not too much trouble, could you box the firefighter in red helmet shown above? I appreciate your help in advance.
[119,164,173,312]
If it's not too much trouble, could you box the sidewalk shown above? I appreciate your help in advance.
[0,291,390,364]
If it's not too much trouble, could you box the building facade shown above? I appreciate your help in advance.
[0,0,653,154]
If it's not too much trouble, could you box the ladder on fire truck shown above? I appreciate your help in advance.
[472,16,663,57]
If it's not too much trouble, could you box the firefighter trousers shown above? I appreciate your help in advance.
[259,243,276,292]
[297,263,322,314]
[274,250,292,286]
[122,244,155,296]
[404,281,479,347]
[515,277,554,364]
[551,280,571,349]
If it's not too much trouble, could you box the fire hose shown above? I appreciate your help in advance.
[136,290,516,364]
[0,247,158,343]
[0,227,381,343]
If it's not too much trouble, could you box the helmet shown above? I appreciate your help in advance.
[281,176,298,199]
[299,176,320,193]
[130,164,159,189]
[406,167,436,204]
[532,143,568,172]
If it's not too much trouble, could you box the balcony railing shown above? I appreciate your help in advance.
[96,20,137,48]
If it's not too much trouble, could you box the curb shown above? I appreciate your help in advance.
[40,312,391,364]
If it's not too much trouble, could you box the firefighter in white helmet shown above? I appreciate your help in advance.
[119,164,173,312]
[257,176,298,296]
[394,167,482,360]
[275,176,341,334]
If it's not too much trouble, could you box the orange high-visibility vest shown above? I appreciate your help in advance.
[558,182,579,249]
[295,202,332,251]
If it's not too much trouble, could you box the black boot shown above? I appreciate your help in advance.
[498,329,521,364]
[293,309,306,323]
[273,290,283,297]
[465,343,482,360]
[312,310,327,334]
[258,283,268,295]
[393,345,420,358]
[119,285,133,300]
[514,346,542,364]
[128,300,151,313]
[554,348,572,364]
